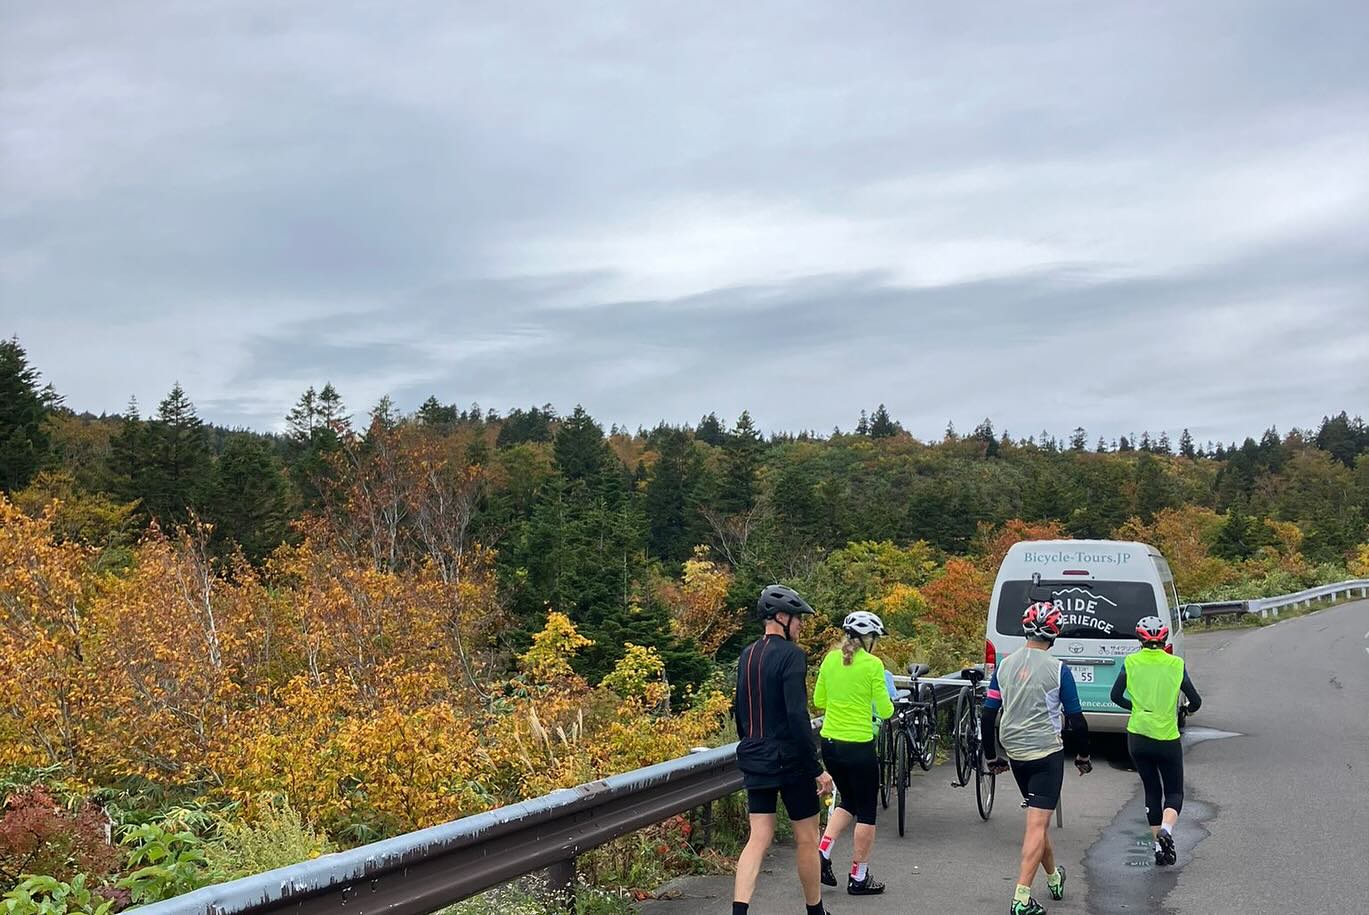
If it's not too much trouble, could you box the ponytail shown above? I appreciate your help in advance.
[840,633,874,665]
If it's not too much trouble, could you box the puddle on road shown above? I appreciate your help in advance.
[1083,730,1234,914]
[1083,790,1215,914]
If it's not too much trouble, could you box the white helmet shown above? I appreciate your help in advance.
[842,611,885,638]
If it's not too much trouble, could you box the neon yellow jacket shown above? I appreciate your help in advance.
[814,648,894,743]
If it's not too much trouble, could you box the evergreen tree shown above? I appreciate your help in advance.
[0,338,53,491]
[972,419,999,457]
[554,406,610,483]
[1314,412,1365,467]
[854,410,870,436]
[717,411,763,515]
[1096,437,1108,454]
[644,429,707,563]
[286,386,320,441]
[114,383,211,527]
[1069,427,1088,452]
[695,412,726,446]
[1139,431,1153,453]
[1157,431,1172,455]
[1118,435,1134,452]
[1134,452,1173,522]
[317,383,350,433]
[944,421,958,442]
[417,396,458,429]
[868,404,899,438]
[1212,511,1258,560]
[1179,429,1196,459]
[202,434,293,563]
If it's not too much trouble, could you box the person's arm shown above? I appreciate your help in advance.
[981,669,1002,762]
[872,663,895,721]
[783,651,823,778]
[884,669,898,701]
[1110,665,1132,710]
[1180,669,1202,713]
[1059,665,1092,765]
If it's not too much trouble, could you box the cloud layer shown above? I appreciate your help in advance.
[3,0,1367,442]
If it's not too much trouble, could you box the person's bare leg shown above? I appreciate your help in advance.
[733,814,775,905]
[822,806,854,850]
[1162,808,1180,832]
[1039,822,1056,878]
[852,823,876,864]
[1016,808,1052,888]
[791,815,824,906]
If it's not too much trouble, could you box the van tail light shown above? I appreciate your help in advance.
[985,639,997,673]
[1164,643,1174,654]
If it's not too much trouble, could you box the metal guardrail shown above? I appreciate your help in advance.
[139,740,749,915]
[1247,579,1369,618]
[1187,579,1369,621]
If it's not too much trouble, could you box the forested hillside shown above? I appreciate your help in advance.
[2,334,1367,907]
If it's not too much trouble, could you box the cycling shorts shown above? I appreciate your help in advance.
[747,779,820,822]
[1010,750,1065,810]
[822,737,879,825]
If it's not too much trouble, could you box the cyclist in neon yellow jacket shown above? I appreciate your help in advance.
[812,611,895,897]
[1110,616,1203,867]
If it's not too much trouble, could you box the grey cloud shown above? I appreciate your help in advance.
[2,0,1367,441]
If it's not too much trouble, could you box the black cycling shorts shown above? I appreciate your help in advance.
[747,779,820,822]
[1010,750,1065,810]
[822,737,879,826]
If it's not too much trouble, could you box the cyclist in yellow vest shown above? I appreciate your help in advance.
[1109,615,1203,867]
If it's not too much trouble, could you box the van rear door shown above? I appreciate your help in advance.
[995,579,1160,713]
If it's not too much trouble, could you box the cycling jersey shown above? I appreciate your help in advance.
[982,646,1090,761]
[733,635,823,787]
[814,648,895,743]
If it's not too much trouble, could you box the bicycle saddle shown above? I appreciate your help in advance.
[907,662,930,678]
[960,667,985,683]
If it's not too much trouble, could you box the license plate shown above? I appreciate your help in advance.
[1073,666,1095,684]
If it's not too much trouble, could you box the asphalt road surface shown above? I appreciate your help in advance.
[639,599,1369,914]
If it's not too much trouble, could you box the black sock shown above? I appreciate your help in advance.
[732,903,748,915]
[806,902,826,915]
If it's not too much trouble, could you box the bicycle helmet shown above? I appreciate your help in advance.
[842,610,885,638]
[1022,601,1063,641]
[1135,615,1170,645]
[755,584,815,621]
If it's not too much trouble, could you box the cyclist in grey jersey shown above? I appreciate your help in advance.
[981,602,1093,915]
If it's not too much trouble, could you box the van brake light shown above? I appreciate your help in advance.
[1164,643,1174,654]
[985,639,997,671]
[1062,569,1090,576]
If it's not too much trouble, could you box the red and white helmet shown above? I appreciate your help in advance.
[1022,601,1063,641]
[1135,615,1170,645]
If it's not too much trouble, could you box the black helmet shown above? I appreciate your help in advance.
[756,584,815,621]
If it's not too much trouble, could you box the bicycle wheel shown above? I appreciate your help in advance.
[895,728,912,837]
[974,719,996,820]
[918,683,938,771]
[952,686,974,787]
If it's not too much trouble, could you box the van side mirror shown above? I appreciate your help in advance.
[1182,604,1203,622]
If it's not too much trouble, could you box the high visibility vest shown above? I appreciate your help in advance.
[1123,648,1185,741]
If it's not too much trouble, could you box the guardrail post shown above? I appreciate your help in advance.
[547,857,576,912]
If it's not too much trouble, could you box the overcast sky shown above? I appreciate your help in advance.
[2,1,1366,444]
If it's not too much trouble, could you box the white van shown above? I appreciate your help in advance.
[983,540,1192,733]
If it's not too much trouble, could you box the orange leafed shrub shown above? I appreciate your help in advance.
[921,558,992,642]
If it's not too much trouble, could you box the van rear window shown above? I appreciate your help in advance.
[995,580,1158,639]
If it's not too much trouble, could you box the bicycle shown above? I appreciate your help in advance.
[950,667,996,820]
[877,663,939,837]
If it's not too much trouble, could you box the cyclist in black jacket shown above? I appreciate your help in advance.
[732,585,833,915]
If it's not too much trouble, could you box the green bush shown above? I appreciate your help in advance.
[114,824,209,905]
[202,799,335,883]
[2,875,113,915]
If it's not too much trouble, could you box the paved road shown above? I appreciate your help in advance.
[640,599,1369,914]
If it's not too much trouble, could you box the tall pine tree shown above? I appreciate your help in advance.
[0,338,54,491]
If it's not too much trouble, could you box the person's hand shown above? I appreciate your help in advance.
[987,757,1010,775]
[1075,755,1093,775]
[817,771,835,795]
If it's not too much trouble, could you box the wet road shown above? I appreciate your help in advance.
[639,599,1369,914]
